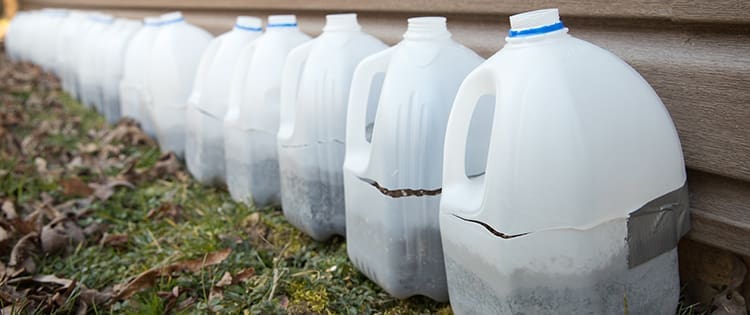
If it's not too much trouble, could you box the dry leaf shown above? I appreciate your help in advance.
[60,178,93,197]
[216,272,233,288]
[99,233,128,249]
[148,152,182,178]
[712,290,747,315]
[114,248,232,300]
[234,268,256,284]
[1,200,17,220]
[8,232,39,275]
[146,202,181,220]
[90,179,134,201]
[31,274,74,289]
[40,218,85,255]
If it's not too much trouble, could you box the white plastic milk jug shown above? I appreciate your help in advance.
[343,17,489,301]
[185,16,263,185]
[55,11,87,96]
[77,13,113,108]
[440,9,689,314]
[147,12,213,157]
[99,19,141,124]
[223,15,310,205]
[120,16,161,138]
[277,13,387,241]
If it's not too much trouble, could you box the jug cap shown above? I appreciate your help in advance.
[268,15,297,28]
[159,11,184,25]
[235,16,263,32]
[324,13,361,32]
[508,8,566,38]
[404,16,451,40]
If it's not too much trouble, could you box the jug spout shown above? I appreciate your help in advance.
[507,8,568,40]
[267,15,298,31]
[235,16,262,32]
[324,13,361,32]
[403,17,451,40]
[158,11,184,26]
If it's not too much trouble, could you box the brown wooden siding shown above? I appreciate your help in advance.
[20,0,750,256]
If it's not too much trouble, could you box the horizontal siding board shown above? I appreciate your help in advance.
[686,170,750,256]
[21,0,750,23]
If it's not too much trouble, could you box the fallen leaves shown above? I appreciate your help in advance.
[146,202,181,220]
[113,248,232,300]
[60,177,93,197]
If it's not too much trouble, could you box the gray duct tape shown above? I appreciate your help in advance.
[627,184,690,268]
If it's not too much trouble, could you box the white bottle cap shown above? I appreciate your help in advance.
[510,8,559,30]
[268,15,297,28]
[324,13,360,32]
[235,16,262,31]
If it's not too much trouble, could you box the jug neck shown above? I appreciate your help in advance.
[403,17,451,41]
[267,14,299,32]
[323,13,361,32]
[505,8,569,44]
[234,16,262,32]
[143,16,161,27]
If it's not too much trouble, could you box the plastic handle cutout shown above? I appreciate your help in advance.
[188,40,221,110]
[346,48,393,161]
[278,41,314,141]
[225,42,258,129]
[443,67,496,208]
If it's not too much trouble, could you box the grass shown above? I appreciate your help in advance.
[0,58,450,314]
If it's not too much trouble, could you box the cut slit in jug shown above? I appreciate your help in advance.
[278,13,387,241]
[343,17,492,301]
[147,12,213,158]
[224,15,311,206]
[439,9,689,314]
[185,16,263,186]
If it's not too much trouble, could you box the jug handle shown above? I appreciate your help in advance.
[278,41,314,142]
[226,42,258,127]
[187,39,221,110]
[345,47,394,168]
[442,66,496,213]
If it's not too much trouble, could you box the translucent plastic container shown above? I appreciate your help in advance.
[440,9,688,314]
[77,13,113,108]
[277,13,387,241]
[223,15,311,206]
[98,19,141,123]
[185,16,263,186]
[343,17,488,301]
[55,11,88,95]
[120,16,162,138]
[147,12,213,157]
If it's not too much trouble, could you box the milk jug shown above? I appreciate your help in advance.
[120,16,161,138]
[147,12,213,157]
[99,19,141,123]
[440,9,689,314]
[77,13,113,108]
[277,13,386,241]
[185,16,263,186]
[223,15,310,205]
[343,17,488,301]
[55,11,87,95]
